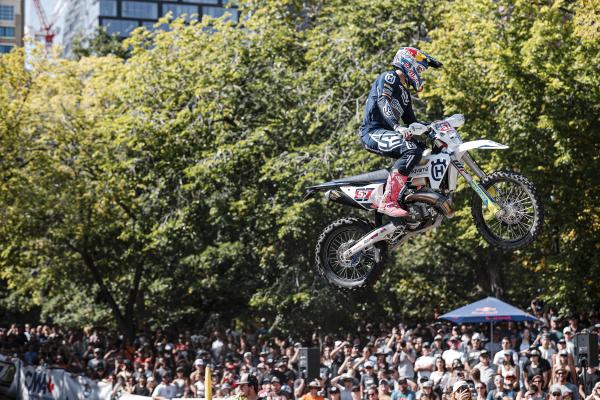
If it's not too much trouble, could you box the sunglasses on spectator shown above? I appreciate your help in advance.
[551,392,562,396]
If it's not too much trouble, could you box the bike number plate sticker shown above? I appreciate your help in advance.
[341,184,384,209]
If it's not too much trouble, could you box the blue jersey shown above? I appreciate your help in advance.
[359,71,418,134]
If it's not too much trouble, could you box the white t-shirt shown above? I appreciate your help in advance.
[152,383,178,398]
[415,355,435,380]
[442,349,463,367]
[492,349,519,366]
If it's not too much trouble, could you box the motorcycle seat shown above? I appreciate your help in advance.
[307,169,389,190]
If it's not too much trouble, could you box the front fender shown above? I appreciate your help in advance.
[455,140,508,159]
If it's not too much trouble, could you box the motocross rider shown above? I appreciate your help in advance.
[359,47,442,217]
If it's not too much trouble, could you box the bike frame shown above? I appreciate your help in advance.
[341,117,509,260]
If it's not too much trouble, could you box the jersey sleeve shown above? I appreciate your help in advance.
[376,72,403,129]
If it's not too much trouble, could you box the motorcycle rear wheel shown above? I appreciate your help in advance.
[472,171,543,250]
[315,217,386,289]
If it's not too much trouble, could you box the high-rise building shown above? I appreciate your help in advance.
[0,0,25,53]
[60,0,238,57]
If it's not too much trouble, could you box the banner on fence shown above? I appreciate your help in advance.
[0,355,19,398]
[0,357,117,399]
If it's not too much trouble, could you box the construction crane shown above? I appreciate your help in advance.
[32,0,65,48]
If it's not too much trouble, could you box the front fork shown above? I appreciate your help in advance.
[453,152,502,213]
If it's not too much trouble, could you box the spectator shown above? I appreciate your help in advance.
[498,355,520,390]
[474,350,497,390]
[431,357,451,394]
[466,334,485,370]
[415,343,436,381]
[133,376,151,396]
[524,350,551,390]
[493,338,519,367]
[329,386,342,400]
[474,382,487,400]
[392,377,416,400]
[302,380,325,400]
[585,382,600,400]
[539,335,557,368]
[554,369,579,400]
[379,379,393,400]
[578,366,600,399]
[443,338,464,370]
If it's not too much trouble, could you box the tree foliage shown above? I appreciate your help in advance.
[0,0,598,338]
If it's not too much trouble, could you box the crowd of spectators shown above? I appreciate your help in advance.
[2,305,600,400]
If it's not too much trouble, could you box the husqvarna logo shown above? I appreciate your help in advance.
[430,159,447,182]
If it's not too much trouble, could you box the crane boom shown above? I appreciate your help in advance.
[32,0,55,46]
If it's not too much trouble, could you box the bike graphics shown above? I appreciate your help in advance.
[305,115,543,289]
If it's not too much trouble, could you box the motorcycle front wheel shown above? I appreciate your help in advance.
[472,171,543,250]
[315,217,386,289]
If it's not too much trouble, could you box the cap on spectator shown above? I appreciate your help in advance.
[365,361,374,368]
[271,377,280,384]
[548,383,564,395]
[335,340,342,348]
[422,381,433,388]
[434,334,443,341]
[450,335,460,342]
[308,380,321,388]
[94,347,102,353]
[453,381,469,393]
[559,349,569,356]
[422,342,431,348]
[563,327,573,334]
[558,338,566,344]
[342,373,355,382]
[244,352,252,358]
[176,366,185,372]
[529,349,541,356]
[277,361,287,368]
[238,374,259,389]
[398,378,408,385]
[194,359,205,366]
[329,387,340,394]
[472,333,481,341]
[262,377,271,384]
[147,376,155,382]
[379,379,390,386]
[480,349,490,357]
[351,386,360,392]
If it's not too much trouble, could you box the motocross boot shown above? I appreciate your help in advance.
[378,171,409,218]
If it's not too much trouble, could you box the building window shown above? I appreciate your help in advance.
[0,5,14,20]
[0,27,15,37]
[0,44,13,53]
[162,3,198,21]
[101,19,139,36]
[185,0,219,4]
[122,1,158,19]
[203,6,238,21]
[100,0,117,17]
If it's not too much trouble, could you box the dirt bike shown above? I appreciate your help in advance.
[304,114,543,289]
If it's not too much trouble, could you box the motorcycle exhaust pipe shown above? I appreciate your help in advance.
[404,191,454,218]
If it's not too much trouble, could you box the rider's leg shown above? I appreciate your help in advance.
[378,147,423,217]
